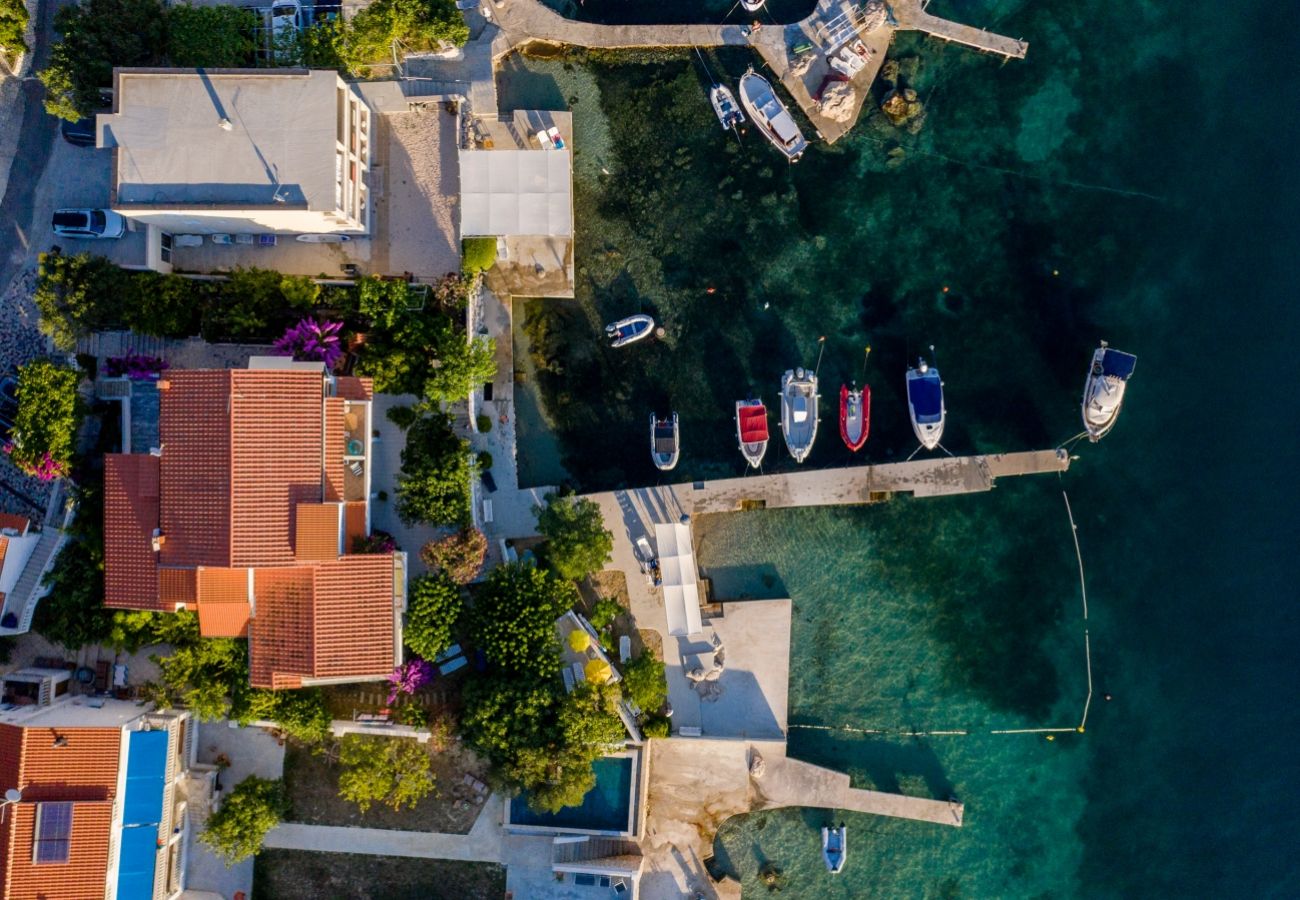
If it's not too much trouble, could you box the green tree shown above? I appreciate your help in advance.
[471,563,576,679]
[123,271,204,337]
[425,325,496,404]
[395,414,473,526]
[419,526,487,584]
[9,361,81,480]
[40,0,169,120]
[34,252,129,349]
[333,0,468,77]
[165,4,255,67]
[1,0,29,59]
[236,689,332,745]
[620,652,667,714]
[34,480,114,649]
[461,237,497,274]
[199,776,287,865]
[404,572,462,660]
[337,734,435,813]
[201,268,317,341]
[534,493,614,582]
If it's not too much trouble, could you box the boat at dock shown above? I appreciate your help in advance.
[1082,341,1136,441]
[839,384,869,452]
[780,368,818,463]
[822,824,846,874]
[605,314,655,348]
[650,413,680,470]
[710,84,745,130]
[906,357,945,450]
[739,69,808,162]
[741,0,766,11]
[735,398,769,469]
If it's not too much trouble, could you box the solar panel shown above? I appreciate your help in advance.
[33,801,73,864]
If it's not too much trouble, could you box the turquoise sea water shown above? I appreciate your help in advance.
[503,0,1300,894]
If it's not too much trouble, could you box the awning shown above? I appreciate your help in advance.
[655,522,702,636]
[459,149,572,237]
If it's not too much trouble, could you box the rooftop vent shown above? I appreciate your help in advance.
[151,529,166,552]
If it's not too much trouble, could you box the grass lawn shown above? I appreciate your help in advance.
[253,849,505,900]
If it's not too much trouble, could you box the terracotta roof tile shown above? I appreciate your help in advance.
[312,555,397,681]
[229,371,326,567]
[159,370,233,568]
[103,454,163,610]
[344,502,368,553]
[14,726,122,802]
[196,567,252,637]
[248,567,315,689]
[197,600,251,638]
[295,503,341,561]
[323,398,346,503]
[158,567,197,607]
[0,514,30,534]
[334,376,373,401]
[0,538,7,573]
[2,801,114,900]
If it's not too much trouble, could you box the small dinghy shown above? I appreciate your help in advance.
[650,413,680,471]
[735,397,769,469]
[822,824,847,874]
[605,314,655,348]
[839,384,870,452]
[780,368,819,463]
[1082,340,1136,442]
[710,84,745,130]
[906,357,945,451]
[741,0,766,11]
[739,68,808,162]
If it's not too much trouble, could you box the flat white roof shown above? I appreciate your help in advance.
[459,149,572,237]
[655,522,702,637]
[99,69,347,210]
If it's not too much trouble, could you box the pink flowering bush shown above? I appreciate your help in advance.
[386,658,435,706]
[105,353,169,380]
[274,317,344,369]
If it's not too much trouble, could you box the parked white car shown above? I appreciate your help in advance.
[271,0,303,61]
[52,208,127,239]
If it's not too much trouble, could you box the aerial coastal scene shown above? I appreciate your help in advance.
[0,0,1295,896]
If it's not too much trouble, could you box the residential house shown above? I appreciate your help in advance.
[0,692,195,900]
[97,68,373,272]
[0,506,72,638]
[102,359,405,689]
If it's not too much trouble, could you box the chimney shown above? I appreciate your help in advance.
[152,529,166,552]
[156,379,170,391]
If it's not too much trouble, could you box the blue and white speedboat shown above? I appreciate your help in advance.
[905,357,945,450]
[1082,341,1136,441]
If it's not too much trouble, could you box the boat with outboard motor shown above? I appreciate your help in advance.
[741,0,765,11]
[735,398,769,469]
[1082,341,1136,441]
[822,824,846,874]
[650,413,680,470]
[739,69,808,162]
[780,368,818,462]
[905,357,945,450]
[839,384,869,452]
[710,84,745,130]
[605,315,654,348]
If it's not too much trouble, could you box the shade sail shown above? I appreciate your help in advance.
[739,405,768,442]
[655,522,703,636]
[459,149,572,236]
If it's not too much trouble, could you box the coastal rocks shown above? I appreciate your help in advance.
[881,86,926,133]
[859,0,888,32]
[790,51,815,79]
[749,751,766,778]
[820,81,857,123]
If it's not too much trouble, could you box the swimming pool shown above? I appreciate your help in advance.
[509,755,634,833]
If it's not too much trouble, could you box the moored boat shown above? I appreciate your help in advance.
[735,398,769,469]
[822,824,846,874]
[1081,341,1136,441]
[605,314,655,348]
[650,413,680,470]
[780,368,818,463]
[739,68,808,162]
[741,0,766,11]
[710,84,745,130]
[839,384,869,452]
[905,357,945,450]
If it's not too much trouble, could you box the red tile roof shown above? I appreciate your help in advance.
[248,567,316,689]
[158,567,197,607]
[196,567,252,637]
[323,398,347,503]
[295,503,341,561]
[103,454,163,610]
[0,514,30,535]
[335,376,373,401]
[3,801,114,900]
[312,556,397,681]
[159,371,232,569]
[344,502,368,553]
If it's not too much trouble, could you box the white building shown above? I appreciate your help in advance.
[98,68,373,268]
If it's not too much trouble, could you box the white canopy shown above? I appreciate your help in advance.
[459,149,572,237]
[655,522,703,637]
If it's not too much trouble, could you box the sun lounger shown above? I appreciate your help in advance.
[572,662,586,684]
[438,656,468,675]
[434,643,463,663]
[535,129,554,150]
[839,47,866,75]
[562,667,576,692]
[619,635,632,663]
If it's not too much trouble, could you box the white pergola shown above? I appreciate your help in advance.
[459,149,572,237]
[655,522,703,637]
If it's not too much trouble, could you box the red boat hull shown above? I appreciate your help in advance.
[839,384,870,452]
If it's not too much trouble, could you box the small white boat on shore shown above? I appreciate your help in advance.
[1082,341,1136,441]
[822,824,846,874]
[906,357,945,451]
[710,84,745,130]
[651,413,680,471]
[735,397,769,469]
[605,314,655,348]
[780,368,818,463]
[739,68,808,162]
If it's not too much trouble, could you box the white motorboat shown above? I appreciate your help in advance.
[905,357,945,450]
[1082,341,1136,441]
[739,68,808,162]
[651,413,680,471]
[822,824,846,874]
[605,314,655,348]
[741,0,766,11]
[735,397,769,469]
[710,84,745,130]
[780,368,818,463]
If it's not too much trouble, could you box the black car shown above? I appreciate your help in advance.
[60,116,97,148]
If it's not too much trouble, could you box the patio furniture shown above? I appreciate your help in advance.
[93,661,110,693]
[438,656,468,675]
[210,234,233,244]
[257,235,277,247]
[619,635,632,663]
[562,667,575,692]
[348,461,363,476]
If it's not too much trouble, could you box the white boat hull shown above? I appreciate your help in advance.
[736,399,769,469]
[780,368,818,463]
[606,314,655,348]
[651,412,680,471]
[1081,342,1136,441]
[739,69,808,162]
[710,84,745,130]
[906,360,945,451]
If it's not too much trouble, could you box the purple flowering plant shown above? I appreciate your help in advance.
[105,353,169,380]
[274,317,344,369]
[386,658,435,706]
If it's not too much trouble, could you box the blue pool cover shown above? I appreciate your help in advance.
[117,729,167,900]
[510,756,633,832]
[1102,349,1137,380]
[908,372,944,423]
